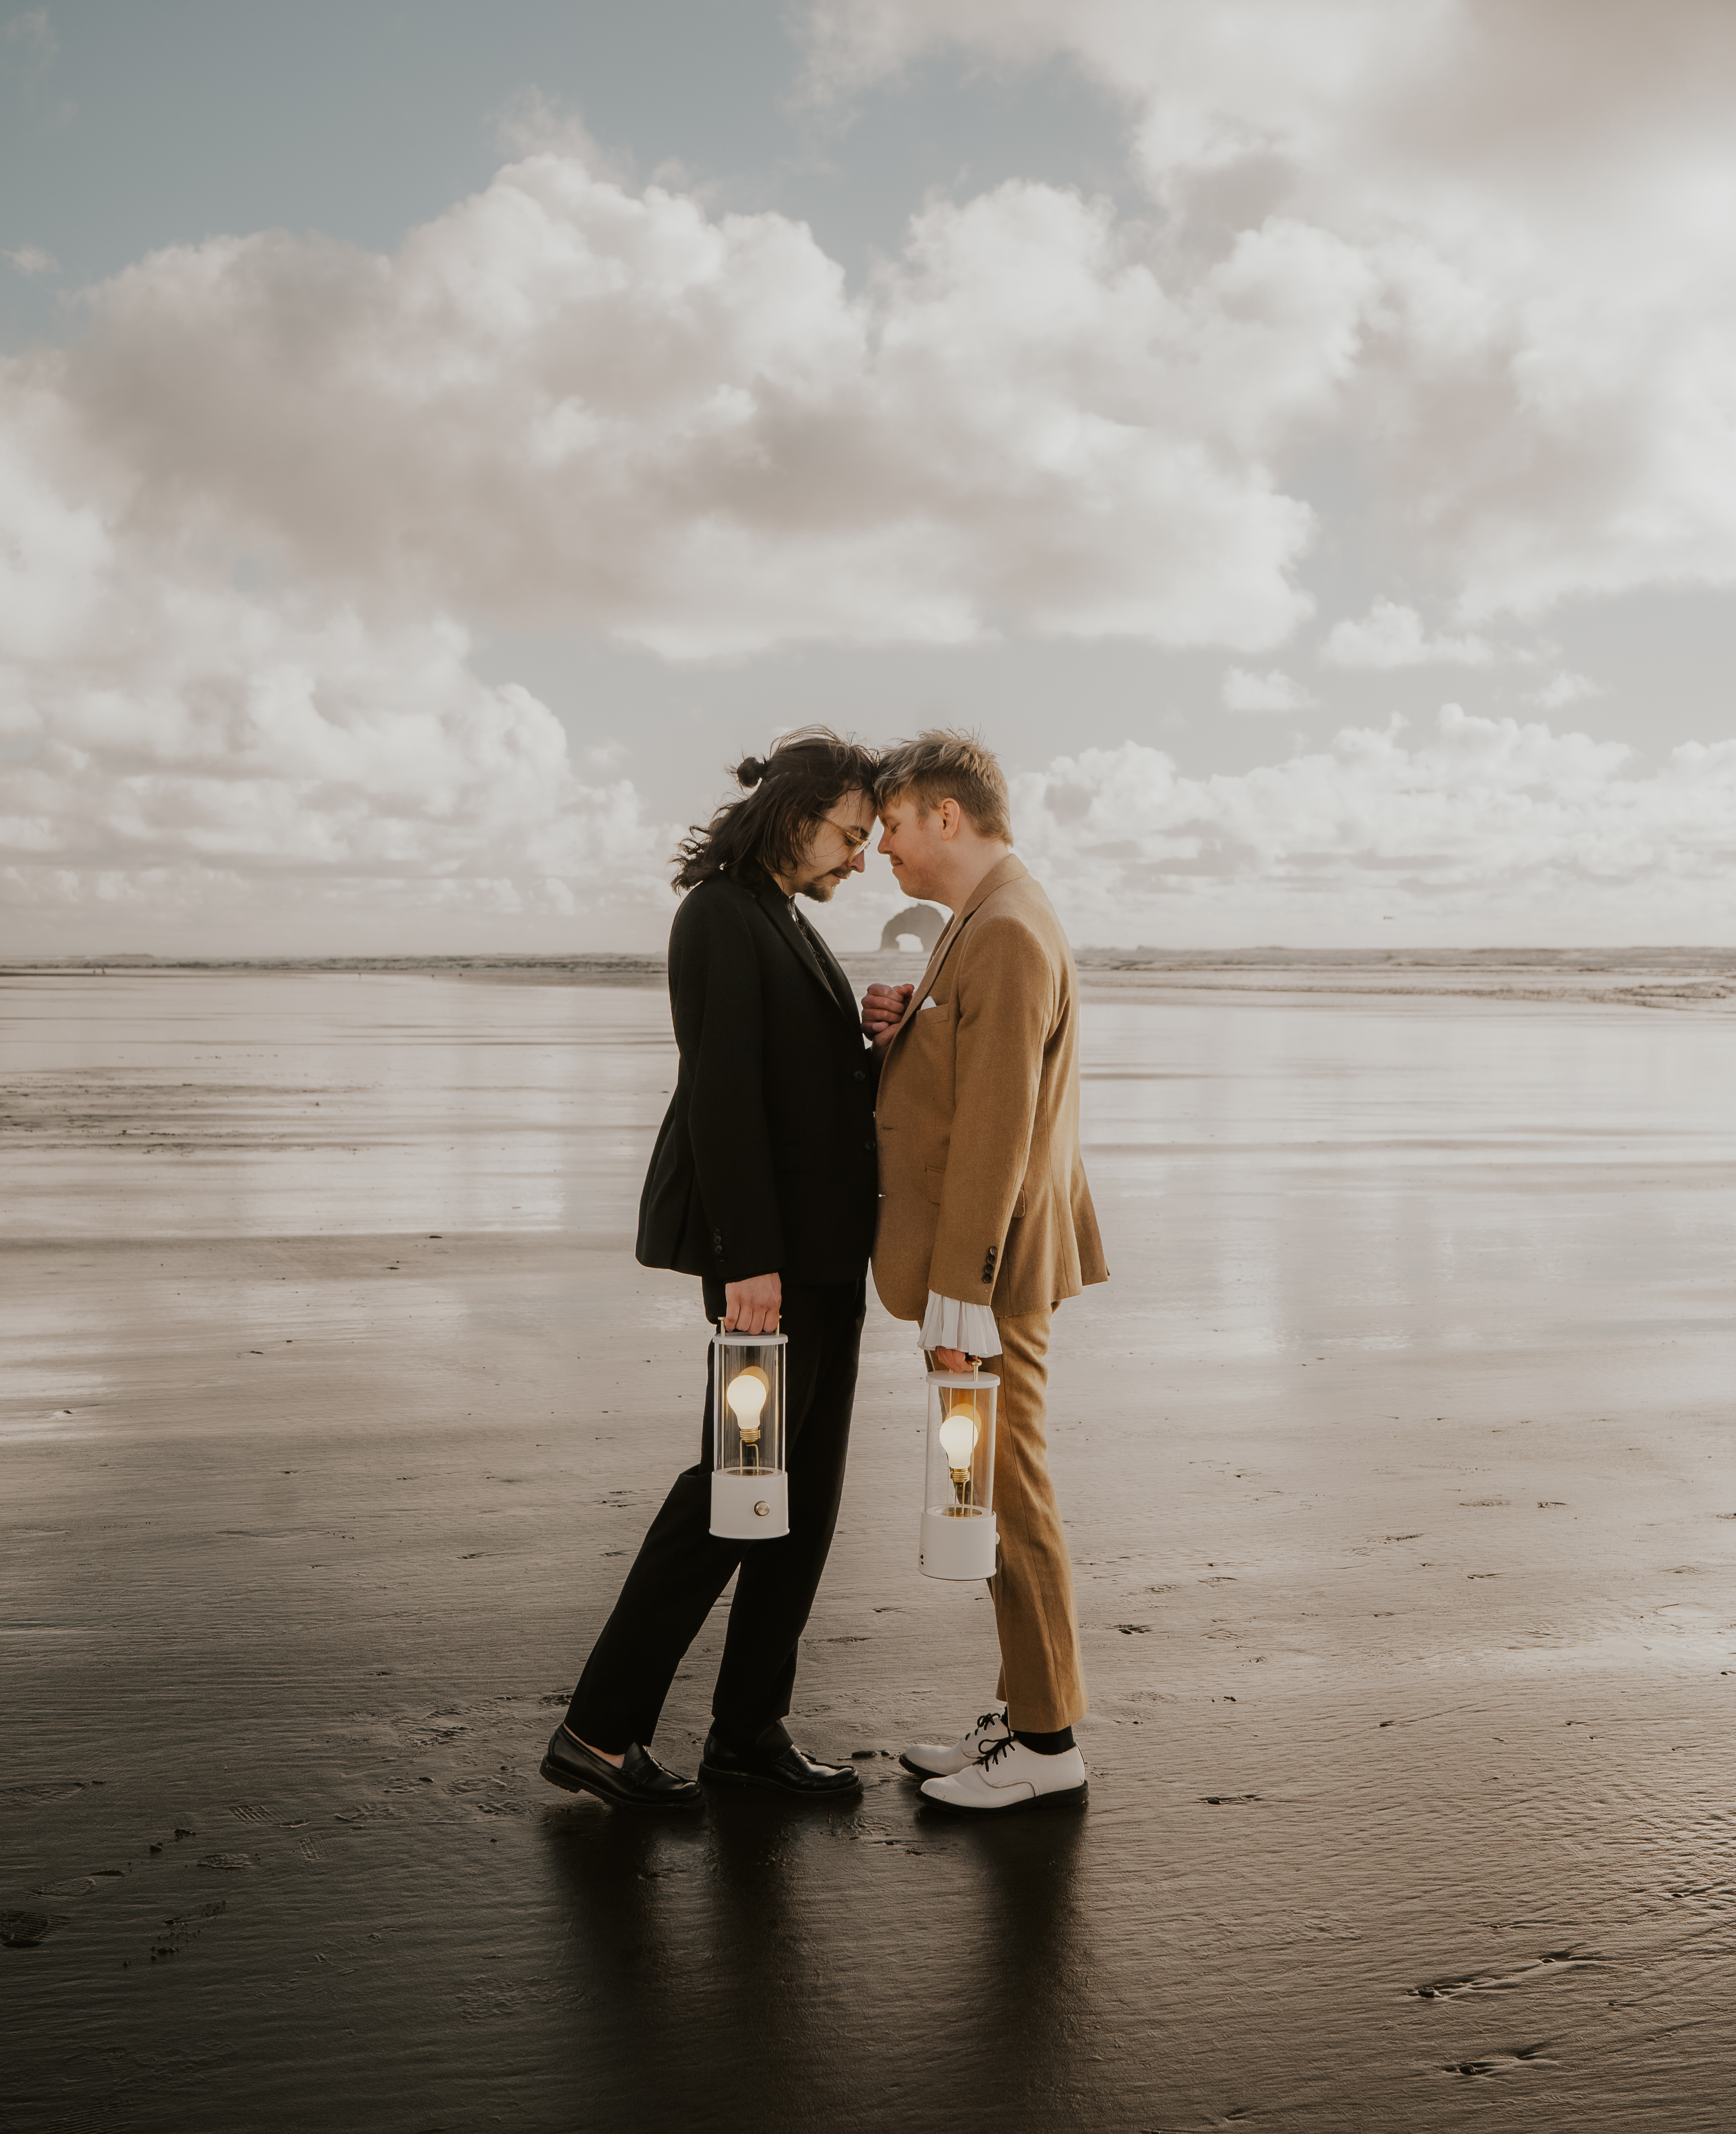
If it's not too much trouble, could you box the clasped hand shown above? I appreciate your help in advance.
[859,982,914,1050]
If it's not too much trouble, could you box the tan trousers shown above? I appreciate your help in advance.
[982,1306,1087,1732]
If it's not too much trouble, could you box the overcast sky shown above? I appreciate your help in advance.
[5,0,1736,955]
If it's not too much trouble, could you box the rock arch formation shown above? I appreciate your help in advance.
[879,904,945,952]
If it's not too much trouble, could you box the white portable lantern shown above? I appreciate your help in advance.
[710,1328,790,1540]
[919,1369,999,1580]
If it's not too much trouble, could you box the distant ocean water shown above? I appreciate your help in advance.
[9,945,1736,1012]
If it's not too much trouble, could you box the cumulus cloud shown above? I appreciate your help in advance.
[41,153,1350,659]
[1,141,1383,941]
[490,90,631,175]
[803,0,1736,622]
[1014,704,1736,941]
[1524,670,1600,712]
[5,243,56,277]
[1222,665,1315,712]
[0,143,1315,941]
[0,582,673,944]
[12,52,1736,948]
[0,366,672,948]
[1319,599,1494,669]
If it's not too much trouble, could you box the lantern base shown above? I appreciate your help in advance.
[710,1468,790,1540]
[919,1507,998,1581]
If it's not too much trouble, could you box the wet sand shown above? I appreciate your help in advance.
[4,968,1736,2132]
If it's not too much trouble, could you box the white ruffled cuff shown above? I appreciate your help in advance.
[919,1292,1001,1358]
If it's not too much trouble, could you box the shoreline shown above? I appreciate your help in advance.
[7,945,1736,1013]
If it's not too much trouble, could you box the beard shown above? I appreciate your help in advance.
[797,874,842,903]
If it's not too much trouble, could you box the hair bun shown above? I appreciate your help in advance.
[737,755,766,787]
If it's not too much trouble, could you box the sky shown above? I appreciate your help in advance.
[5,0,1736,956]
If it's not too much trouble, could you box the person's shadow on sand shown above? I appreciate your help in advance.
[904,1804,1094,2110]
[540,1787,1092,2129]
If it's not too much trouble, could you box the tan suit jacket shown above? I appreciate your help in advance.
[872,854,1108,1323]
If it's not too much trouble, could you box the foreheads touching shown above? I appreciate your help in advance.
[669,722,1011,908]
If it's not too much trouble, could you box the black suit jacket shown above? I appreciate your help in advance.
[636,874,880,1286]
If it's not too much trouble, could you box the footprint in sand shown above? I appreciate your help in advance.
[1413,1951,1593,2000]
[151,1899,228,1961]
[1444,2043,1555,2077]
[36,1871,124,1896]
[2,1911,68,1948]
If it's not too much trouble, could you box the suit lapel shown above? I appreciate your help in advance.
[795,908,862,1024]
[759,887,857,1029]
[886,855,1029,1050]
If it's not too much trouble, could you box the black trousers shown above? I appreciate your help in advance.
[564,1275,866,1753]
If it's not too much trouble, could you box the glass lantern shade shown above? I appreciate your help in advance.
[709,1329,790,1539]
[919,1369,999,1580]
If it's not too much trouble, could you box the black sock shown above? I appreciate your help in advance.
[1013,1726,1075,1756]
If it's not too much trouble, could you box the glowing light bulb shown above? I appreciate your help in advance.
[938,1411,978,1471]
[726,1367,768,1443]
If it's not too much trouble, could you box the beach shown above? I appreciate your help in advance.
[5,962,1736,2132]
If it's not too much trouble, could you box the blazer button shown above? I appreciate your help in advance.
[863,1139,875,1152]
[853,1070,866,1082]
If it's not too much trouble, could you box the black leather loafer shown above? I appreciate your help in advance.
[698,1725,861,1797]
[540,1727,703,1810]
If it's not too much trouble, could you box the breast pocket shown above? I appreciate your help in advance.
[902,998,956,1107]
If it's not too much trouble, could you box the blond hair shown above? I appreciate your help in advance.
[872,729,1012,843]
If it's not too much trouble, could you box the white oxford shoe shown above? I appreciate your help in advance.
[899,1704,1011,1778]
[919,1736,1088,1813]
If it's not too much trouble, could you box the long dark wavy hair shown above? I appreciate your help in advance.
[673,726,879,892]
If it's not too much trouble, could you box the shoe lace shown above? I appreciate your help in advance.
[972,1708,1009,1742]
[978,1734,1020,1770]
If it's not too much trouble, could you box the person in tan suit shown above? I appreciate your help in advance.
[860,731,1107,1813]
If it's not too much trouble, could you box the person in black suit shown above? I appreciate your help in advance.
[542,728,882,1809]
